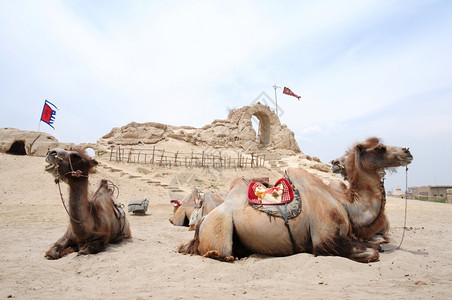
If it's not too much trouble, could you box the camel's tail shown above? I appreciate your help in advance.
[178,218,203,255]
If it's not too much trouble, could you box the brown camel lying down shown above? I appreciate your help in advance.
[179,138,413,263]
[330,138,392,244]
[169,189,226,230]
[44,148,131,259]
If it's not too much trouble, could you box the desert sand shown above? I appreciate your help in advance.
[1,152,451,299]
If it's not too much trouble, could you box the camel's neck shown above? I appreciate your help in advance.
[344,169,385,228]
[349,171,382,197]
[67,178,91,228]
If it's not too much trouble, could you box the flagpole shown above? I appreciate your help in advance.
[273,85,281,115]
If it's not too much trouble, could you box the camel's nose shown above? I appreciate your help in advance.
[47,149,57,157]
[403,148,413,163]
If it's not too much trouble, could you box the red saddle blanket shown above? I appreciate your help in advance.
[248,178,294,205]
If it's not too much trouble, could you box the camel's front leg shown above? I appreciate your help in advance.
[45,227,77,260]
[367,214,391,245]
[197,208,234,261]
[179,206,234,262]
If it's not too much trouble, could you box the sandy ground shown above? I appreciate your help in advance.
[1,152,451,299]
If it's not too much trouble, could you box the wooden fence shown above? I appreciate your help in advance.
[108,146,266,169]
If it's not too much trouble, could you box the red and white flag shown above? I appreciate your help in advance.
[40,100,58,129]
[283,87,301,100]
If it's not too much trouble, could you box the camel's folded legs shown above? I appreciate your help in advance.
[45,228,78,259]
[78,238,108,255]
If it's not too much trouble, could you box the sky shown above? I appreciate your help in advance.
[1,0,451,193]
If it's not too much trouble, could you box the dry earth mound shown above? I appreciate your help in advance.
[98,103,301,156]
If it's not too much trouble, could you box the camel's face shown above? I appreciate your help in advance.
[45,148,98,180]
[331,156,347,176]
[356,142,413,170]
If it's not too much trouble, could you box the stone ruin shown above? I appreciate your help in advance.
[98,103,302,157]
[0,128,94,156]
[0,128,60,156]
[1,103,302,159]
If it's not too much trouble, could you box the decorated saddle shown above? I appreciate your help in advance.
[247,177,301,219]
[248,178,294,205]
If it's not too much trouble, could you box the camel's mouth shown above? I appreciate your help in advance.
[45,162,56,171]
[397,154,413,166]
[44,151,59,174]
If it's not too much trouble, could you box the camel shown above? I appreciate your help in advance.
[44,148,131,259]
[179,138,413,263]
[169,189,226,230]
[330,139,392,244]
[334,138,404,244]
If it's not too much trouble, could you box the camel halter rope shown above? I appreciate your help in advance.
[395,166,409,250]
[55,153,91,224]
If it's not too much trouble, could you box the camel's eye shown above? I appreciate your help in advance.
[375,145,386,153]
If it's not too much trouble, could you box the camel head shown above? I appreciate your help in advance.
[331,156,347,178]
[353,137,413,171]
[45,148,98,182]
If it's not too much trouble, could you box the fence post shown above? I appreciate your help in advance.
[159,149,165,166]
[174,151,178,167]
[127,148,132,163]
[151,146,155,164]
[201,151,205,167]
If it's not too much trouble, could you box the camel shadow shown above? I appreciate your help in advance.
[129,212,152,217]
[103,238,134,253]
[381,244,429,256]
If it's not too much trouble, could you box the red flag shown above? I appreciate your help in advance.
[283,87,301,100]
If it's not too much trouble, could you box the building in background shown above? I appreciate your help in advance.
[407,185,452,203]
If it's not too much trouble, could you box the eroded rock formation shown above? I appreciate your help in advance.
[98,103,301,155]
[0,128,59,156]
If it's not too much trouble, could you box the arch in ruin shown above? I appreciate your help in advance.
[237,103,278,149]
[252,111,271,148]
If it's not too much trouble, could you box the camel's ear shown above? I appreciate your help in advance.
[355,143,365,154]
[90,159,99,168]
